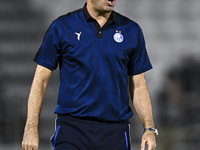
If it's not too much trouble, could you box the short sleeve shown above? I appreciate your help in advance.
[127,26,152,76]
[33,21,61,70]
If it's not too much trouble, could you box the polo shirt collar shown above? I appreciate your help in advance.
[82,3,116,25]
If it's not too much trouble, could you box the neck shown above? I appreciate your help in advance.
[86,3,112,27]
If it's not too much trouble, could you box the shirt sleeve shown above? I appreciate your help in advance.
[127,25,152,76]
[33,21,61,70]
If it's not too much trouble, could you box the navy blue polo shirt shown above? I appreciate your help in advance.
[34,3,152,121]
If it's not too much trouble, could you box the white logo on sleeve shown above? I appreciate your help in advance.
[113,30,124,43]
[75,32,82,41]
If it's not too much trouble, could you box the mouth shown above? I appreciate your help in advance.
[107,0,115,5]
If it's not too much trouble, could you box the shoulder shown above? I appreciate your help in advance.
[52,8,83,26]
[114,11,140,28]
[57,8,83,20]
[114,11,145,38]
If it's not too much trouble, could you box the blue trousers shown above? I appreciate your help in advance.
[50,115,131,150]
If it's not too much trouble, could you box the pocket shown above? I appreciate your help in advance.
[50,125,61,149]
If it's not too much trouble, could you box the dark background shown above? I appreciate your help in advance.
[0,0,200,149]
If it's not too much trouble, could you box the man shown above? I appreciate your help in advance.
[22,0,157,150]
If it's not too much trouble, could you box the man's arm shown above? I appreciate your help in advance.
[129,73,156,150]
[22,65,53,150]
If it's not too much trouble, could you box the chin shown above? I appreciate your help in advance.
[104,6,114,12]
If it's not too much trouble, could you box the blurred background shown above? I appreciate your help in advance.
[0,0,200,149]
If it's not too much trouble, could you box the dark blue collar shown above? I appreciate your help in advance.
[82,3,116,25]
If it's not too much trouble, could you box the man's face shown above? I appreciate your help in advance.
[89,0,116,13]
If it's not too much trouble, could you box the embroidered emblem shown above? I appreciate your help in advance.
[75,32,82,41]
[113,30,124,43]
